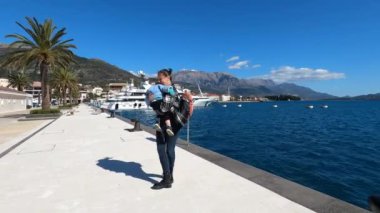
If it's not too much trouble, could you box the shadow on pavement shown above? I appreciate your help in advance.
[96,157,161,184]
[145,137,156,143]
[0,114,27,119]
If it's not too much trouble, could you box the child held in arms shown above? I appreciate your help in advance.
[146,70,177,136]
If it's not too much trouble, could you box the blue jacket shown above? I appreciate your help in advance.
[146,84,175,103]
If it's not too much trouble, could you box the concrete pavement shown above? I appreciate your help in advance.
[0,104,316,212]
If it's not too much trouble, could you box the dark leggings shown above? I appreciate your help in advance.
[156,131,179,174]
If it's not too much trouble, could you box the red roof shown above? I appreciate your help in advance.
[32,81,41,87]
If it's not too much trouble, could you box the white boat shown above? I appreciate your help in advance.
[237,104,242,107]
[222,104,227,107]
[321,105,328,108]
[192,83,218,107]
[99,73,151,111]
[192,96,218,107]
[306,105,314,109]
[100,98,118,111]
[108,79,151,111]
[273,104,278,108]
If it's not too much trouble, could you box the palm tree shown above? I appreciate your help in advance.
[1,17,76,110]
[51,68,77,106]
[7,71,30,91]
[69,85,80,104]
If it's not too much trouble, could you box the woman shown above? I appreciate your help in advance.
[151,68,193,190]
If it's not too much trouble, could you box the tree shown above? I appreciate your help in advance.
[7,71,30,91]
[51,68,77,106]
[69,85,80,104]
[0,17,76,110]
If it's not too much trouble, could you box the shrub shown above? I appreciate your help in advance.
[58,105,73,109]
[30,109,61,114]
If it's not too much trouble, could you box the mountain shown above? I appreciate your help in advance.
[1,45,335,99]
[70,56,140,88]
[173,70,336,100]
[330,93,380,101]
[0,46,142,88]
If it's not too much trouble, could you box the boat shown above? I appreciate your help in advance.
[222,104,227,107]
[192,83,218,107]
[100,98,118,111]
[237,104,242,107]
[306,105,314,109]
[110,78,151,111]
[321,105,328,108]
[273,104,278,108]
[192,96,218,107]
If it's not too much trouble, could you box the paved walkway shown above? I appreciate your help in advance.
[0,109,51,148]
[0,104,314,212]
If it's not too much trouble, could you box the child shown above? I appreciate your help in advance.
[146,83,176,136]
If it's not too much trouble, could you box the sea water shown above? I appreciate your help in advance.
[119,101,380,208]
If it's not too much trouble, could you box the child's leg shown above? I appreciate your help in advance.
[164,117,174,136]
[165,119,171,127]
[153,111,162,132]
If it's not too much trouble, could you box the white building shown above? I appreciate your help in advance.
[24,81,42,106]
[92,87,103,96]
[79,90,88,102]
[0,87,33,114]
[221,95,231,102]
[0,78,17,90]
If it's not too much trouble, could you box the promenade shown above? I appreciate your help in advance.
[0,104,362,212]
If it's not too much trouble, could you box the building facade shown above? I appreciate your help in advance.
[0,87,33,114]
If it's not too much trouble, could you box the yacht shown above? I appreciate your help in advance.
[108,78,151,111]
[97,72,152,111]
[191,83,218,107]
[192,96,217,107]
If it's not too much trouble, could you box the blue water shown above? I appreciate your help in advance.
[119,101,380,209]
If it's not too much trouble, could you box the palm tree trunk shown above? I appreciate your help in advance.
[63,86,67,106]
[69,88,73,105]
[59,88,63,105]
[40,61,50,110]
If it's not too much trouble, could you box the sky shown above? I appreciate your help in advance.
[1,0,380,96]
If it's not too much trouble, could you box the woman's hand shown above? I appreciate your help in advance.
[148,93,154,102]
[182,90,193,102]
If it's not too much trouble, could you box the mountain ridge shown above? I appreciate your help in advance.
[1,46,337,99]
[173,70,336,100]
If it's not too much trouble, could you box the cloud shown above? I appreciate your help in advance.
[226,56,240,62]
[251,64,261,69]
[261,66,345,82]
[228,60,250,69]
[180,68,198,72]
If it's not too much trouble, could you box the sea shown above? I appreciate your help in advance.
[119,100,380,209]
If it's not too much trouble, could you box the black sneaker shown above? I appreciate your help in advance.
[151,173,172,190]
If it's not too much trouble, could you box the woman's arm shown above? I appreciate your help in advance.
[182,90,194,117]
[182,90,193,102]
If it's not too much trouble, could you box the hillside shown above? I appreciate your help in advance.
[0,45,141,87]
[173,70,336,100]
[1,45,337,100]
[330,93,380,101]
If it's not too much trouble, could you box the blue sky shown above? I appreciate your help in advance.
[1,0,379,96]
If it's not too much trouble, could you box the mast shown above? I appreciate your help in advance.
[197,82,204,97]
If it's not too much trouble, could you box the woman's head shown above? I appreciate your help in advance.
[157,68,172,85]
